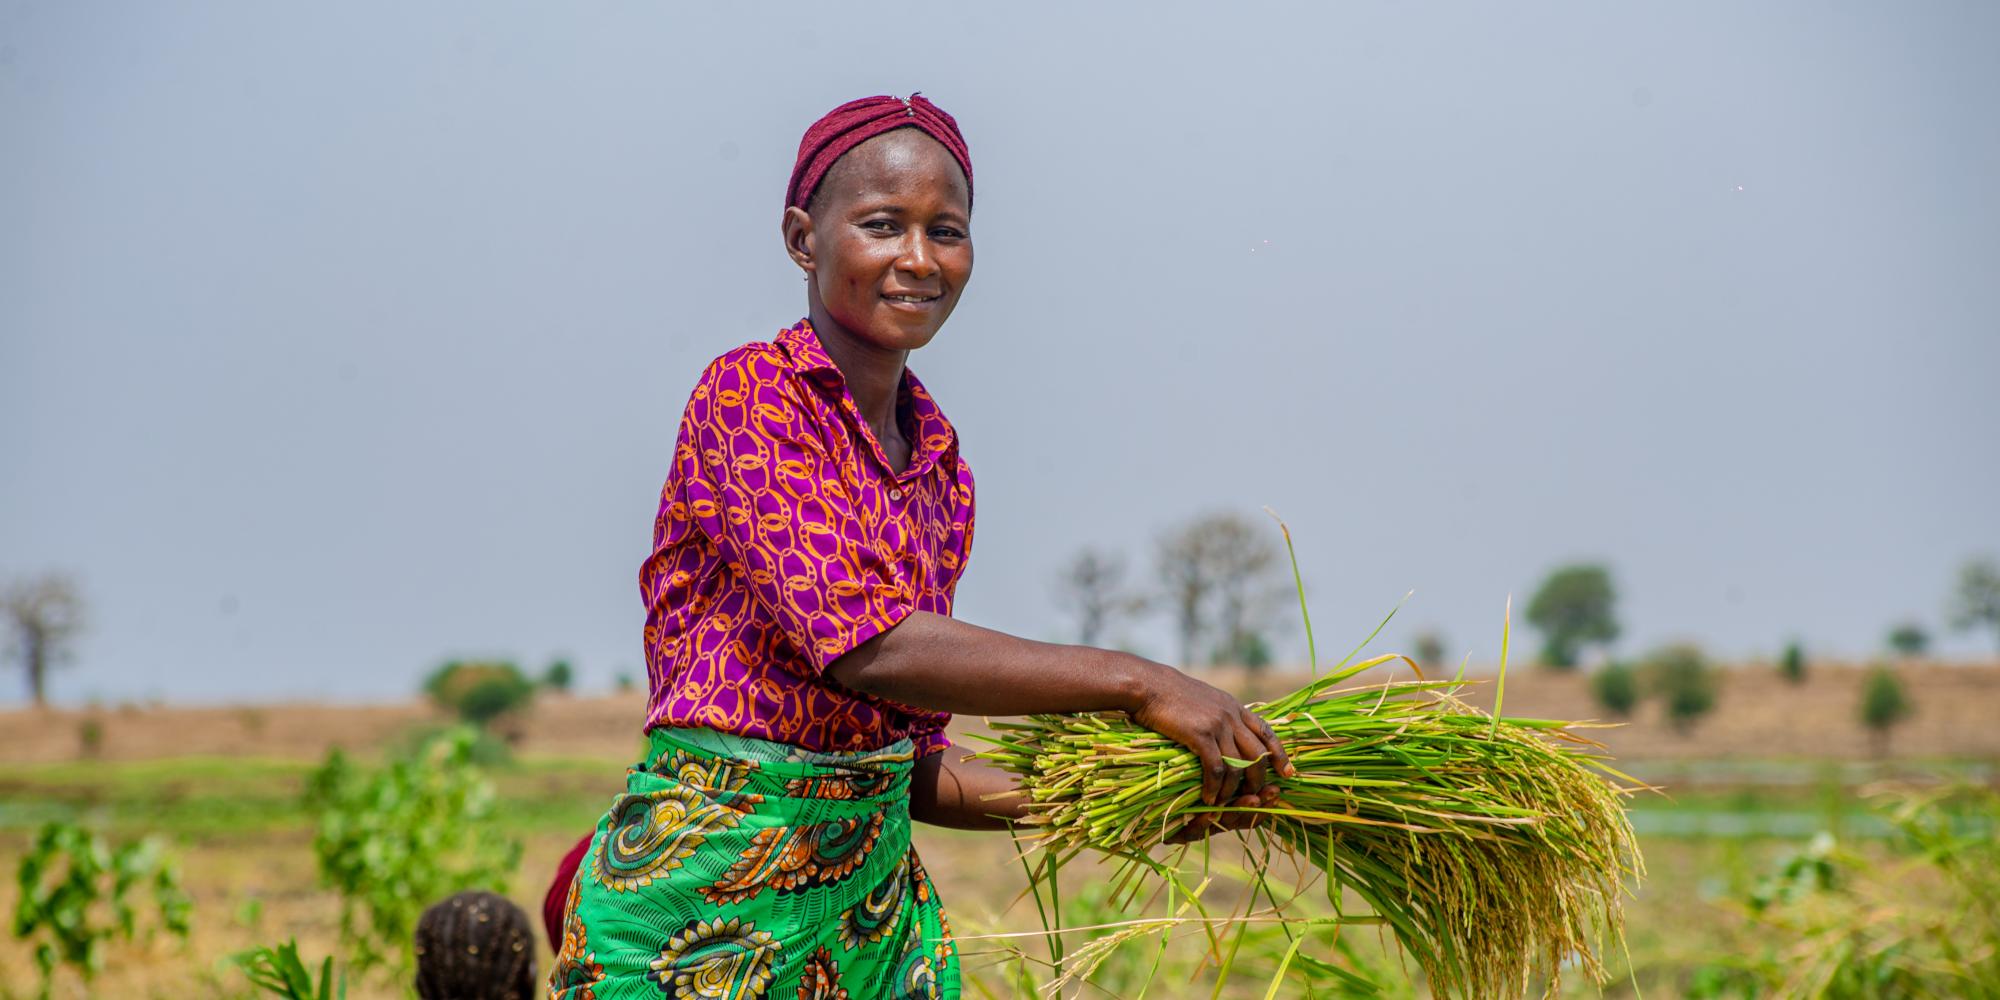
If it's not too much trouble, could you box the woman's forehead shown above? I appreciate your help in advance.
[816,130,970,211]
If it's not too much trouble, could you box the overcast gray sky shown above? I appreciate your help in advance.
[4,2,1996,706]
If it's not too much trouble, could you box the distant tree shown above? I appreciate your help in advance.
[1412,630,1448,672]
[3,573,86,707]
[1204,515,1286,675]
[1779,640,1806,685]
[423,660,535,729]
[1155,511,1288,672]
[1947,556,2000,654]
[1641,643,1716,735]
[1525,564,1619,670]
[1885,621,1930,659]
[541,658,574,693]
[614,673,637,694]
[1859,664,1912,756]
[1053,547,1144,647]
[1591,661,1640,717]
[1155,521,1217,669]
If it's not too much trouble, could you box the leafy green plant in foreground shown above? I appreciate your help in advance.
[10,820,192,1000]
[233,938,347,1000]
[1686,786,2000,999]
[304,726,522,975]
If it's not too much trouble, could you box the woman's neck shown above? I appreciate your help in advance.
[807,303,908,439]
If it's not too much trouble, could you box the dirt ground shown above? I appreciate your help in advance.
[3,661,1995,765]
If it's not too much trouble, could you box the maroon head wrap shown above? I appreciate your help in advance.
[786,92,973,213]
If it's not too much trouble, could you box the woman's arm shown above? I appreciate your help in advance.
[829,610,1293,808]
[907,750,1028,831]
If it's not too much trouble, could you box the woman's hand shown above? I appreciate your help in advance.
[1128,665,1294,811]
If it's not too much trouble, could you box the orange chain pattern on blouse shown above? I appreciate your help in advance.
[639,319,974,756]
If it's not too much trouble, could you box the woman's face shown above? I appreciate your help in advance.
[787,129,972,353]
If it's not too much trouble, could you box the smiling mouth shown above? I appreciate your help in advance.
[884,293,941,304]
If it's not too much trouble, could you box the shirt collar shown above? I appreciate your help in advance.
[775,318,958,482]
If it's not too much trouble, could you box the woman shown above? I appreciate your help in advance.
[550,93,1291,1000]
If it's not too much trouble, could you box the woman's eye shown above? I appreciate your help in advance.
[862,220,896,233]
[930,227,966,240]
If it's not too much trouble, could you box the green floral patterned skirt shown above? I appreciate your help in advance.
[548,726,959,999]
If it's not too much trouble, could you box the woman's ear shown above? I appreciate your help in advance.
[781,206,815,275]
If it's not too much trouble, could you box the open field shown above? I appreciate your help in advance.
[3,662,1996,998]
[5,661,1997,766]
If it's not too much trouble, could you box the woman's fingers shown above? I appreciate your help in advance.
[1196,737,1224,806]
[1232,726,1269,797]
[1247,708,1294,778]
[1211,733,1245,804]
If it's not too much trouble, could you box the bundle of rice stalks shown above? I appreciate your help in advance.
[975,521,1644,999]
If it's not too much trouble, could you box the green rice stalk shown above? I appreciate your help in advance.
[977,676,1642,998]
[975,524,1644,998]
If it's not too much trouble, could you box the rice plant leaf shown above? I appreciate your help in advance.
[1489,595,1512,739]
[1263,507,1318,677]
[1262,933,1310,1000]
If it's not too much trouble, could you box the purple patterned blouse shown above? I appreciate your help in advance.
[639,319,975,757]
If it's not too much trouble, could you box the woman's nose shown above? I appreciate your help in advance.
[896,234,938,278]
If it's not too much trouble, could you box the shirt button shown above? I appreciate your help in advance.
[889,488,903,501]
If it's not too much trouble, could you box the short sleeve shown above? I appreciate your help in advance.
[678,353,916,675]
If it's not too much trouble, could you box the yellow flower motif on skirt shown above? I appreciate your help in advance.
[648,917,780,1000]
[655,749,764,811]
[593,785,740,893]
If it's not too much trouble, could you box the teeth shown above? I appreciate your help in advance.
[887,295,935,302]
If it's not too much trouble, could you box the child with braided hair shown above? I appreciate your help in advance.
[414,890,537,1000]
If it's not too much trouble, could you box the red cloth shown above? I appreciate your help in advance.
[541,832,593,952]
[786,92,973,211]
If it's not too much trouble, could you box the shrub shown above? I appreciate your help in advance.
[541,658,574,692]
[1642,643,1716,735]
[1412,630,1447,670]
[304,727,522,974]
[1885,621,1929,659]
[422,660,534,728]
[1859,664,1912,756]
[1591,661,1640,717]
[1779,640,1806,684]
[11,821,192,998]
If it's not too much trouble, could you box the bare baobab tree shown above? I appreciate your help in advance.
[4,573,86,707]
[1052,546,1144,647]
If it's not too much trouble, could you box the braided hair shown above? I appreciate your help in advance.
[413,890,536,1000]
